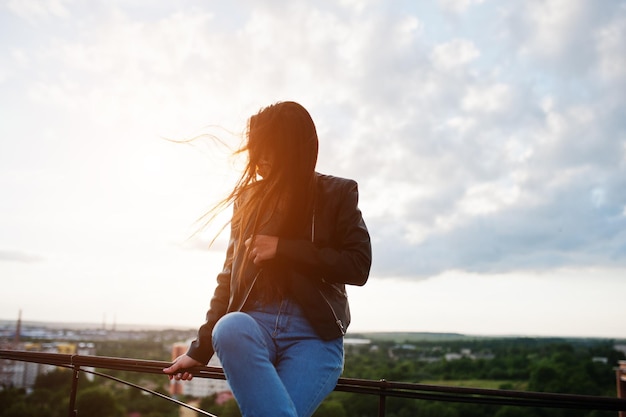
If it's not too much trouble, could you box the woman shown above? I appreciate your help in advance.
[163,101,371,417]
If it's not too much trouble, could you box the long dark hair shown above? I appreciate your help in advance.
[206,101,319,247]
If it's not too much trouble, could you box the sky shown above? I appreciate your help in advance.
[1,0,625,339]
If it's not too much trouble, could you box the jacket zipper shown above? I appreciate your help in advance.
[234,231,261,312]
[319,290,346,335]
[311,199,345,336]
[237,270,261,312]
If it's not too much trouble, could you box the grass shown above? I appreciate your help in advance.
[419,379,528,391]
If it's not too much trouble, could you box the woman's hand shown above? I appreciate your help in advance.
[163,354,203,381]
[245,235,279,265]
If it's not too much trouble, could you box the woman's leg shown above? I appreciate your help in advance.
[272,308,344,417]
[212,311,298,417]
[213,301,344,417]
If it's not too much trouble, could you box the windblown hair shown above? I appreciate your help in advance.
[207,101,319,248]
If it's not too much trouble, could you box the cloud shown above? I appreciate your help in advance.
[507,0,619,78]
[6,0,71,23]
[1,0,625,285]
[431,39,480,70]
[594,11,626,84]
[338,1,626,279]
[371,168,626,278]
[0,250,44,263]
[438,0,485,14]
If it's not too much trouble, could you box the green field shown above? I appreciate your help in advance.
[420,379,528,391]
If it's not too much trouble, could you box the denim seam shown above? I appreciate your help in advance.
[303,362,343,417]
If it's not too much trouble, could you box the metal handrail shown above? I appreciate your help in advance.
[2,349,626,417]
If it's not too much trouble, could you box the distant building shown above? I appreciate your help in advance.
[77,342,97,381]
[0,353,25,387]
[445,352,463,361]
[0,342,94,390]
[344,338,371,346]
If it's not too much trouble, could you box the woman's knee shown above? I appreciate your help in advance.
[212,312,259,352]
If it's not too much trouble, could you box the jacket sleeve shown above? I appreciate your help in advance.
[186,231,235,364]
[275,179,371,286]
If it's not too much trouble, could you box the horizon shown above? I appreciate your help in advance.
[2,315,625,342]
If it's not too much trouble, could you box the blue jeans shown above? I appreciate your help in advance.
[212,298,344,417]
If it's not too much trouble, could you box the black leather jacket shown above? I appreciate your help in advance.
[187,173,372,364]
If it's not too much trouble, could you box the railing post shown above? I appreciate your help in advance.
[68,366,80,417]
[618,361,626,417]
[378,378,387,417]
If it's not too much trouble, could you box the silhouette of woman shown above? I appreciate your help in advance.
[164,101,371,417]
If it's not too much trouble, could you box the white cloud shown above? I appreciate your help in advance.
[519,0,586,58]
[458,181,521,216]
[594,12,626,83]
[6,0,71,23]
[0,250,44,263]
[431,39,480,70]
[445,116,476,135]
[461,83,512,113]
[438,0,485,14]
